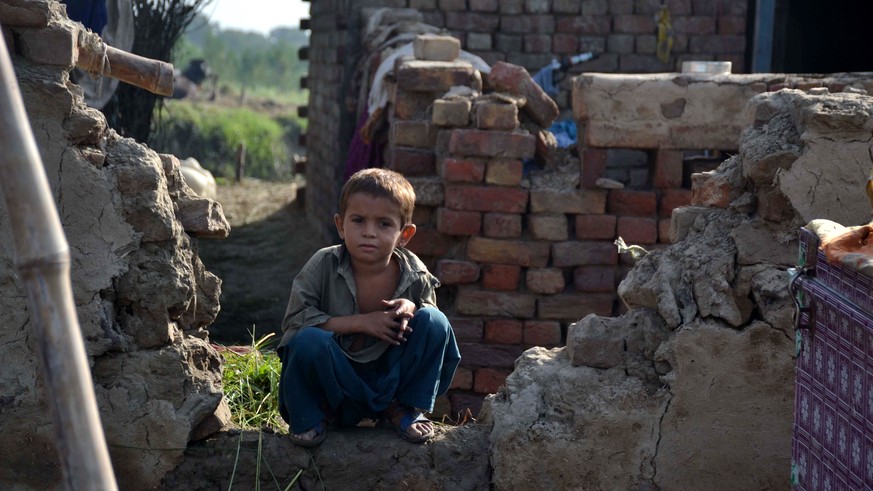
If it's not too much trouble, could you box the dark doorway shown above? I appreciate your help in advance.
[770,0,873,73]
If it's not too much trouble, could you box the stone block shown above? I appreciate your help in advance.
[567,314,624,368]
[482,264,522,291]
[669,205,718,243]
[432,98,471,126]
[437,208,482,235]
[488,61,559,127]
[474,101,519,130]
[484,319,524,344]
[526,268,565,294]
[448,129,536,159]
[483,212,522,238]
[414,33,461,61]
[467,237,550,267]
[436,259,481,284]
[485,159,523,186]
[396,59,478,92]
[575,214,616,240]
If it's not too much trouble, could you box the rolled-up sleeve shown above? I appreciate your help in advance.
[281,252,332,340]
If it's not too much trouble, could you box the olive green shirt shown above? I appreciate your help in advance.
[279,244,440,363]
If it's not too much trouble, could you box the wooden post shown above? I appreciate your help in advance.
[0,35,118,491]
[236,142,246,183]
[76,31,174,97]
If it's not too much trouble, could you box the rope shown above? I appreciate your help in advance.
[77,28,110,100]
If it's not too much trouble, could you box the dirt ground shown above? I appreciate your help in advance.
[197,179,324,345]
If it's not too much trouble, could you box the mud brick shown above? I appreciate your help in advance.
[468,237,550,267]
[466,32,493,50]
[17,23,78,66]
[553,33,580,53]
[582,0,609,14]
[406,225,453,257]
[432,98,471,126]
[555,16,612,35]
[456,288,537,317]
[484,319,524,344]
[394,89,441,120]
[445,185,529,213]
[608,0,633,14]
[672,16,717,34]
[470,0,499,11]
[448,129,535,159]
[414,33,461,61]
[575,214,616,240]
[487,61,559,127]
[552,240,618,266]
[607,190,657,216]
[0,1,53,27]
[473,368,510,394]
[614,14,656,33]
[474,101,519,130]
[530,189,608,214]
[502,14,555,33]
[528,214,568,241]
[659,188,693,216]
[388,147,435,175]
[616,216,657,245]
[691,171,732,208]
[526,267,566,294]
[573,265,616,292]
[391,120,437,149]
[495,33,523,52]
[636,34,657,54]
[445,11,501,31]
[688,35,746,54]
[608,34,634,54]
[450,367,474,390]
[654,150,684,188]
[449,317,484,342]
[396,60,478,92]
[581,149,608,188]
[485,159,523,186]
[537,293,615,321]
[553,0,581,13]
[439,0,467,9]
[482,263,522,291]
[524,34,552,53]
[658,218,672,243]
[437,207,482,235]
[436,259,481,284]
[524,320,562,346]
[439,157,486,182]
[483,212,522,238]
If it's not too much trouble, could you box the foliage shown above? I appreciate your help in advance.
[221,332,286,432]
[151,100,298,180]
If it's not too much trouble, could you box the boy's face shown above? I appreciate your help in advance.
[334,193,416,268]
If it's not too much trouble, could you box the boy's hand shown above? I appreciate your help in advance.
[381,298,415,343]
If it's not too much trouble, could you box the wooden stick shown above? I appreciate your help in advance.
[76,33,174,97]
[0,34,118,491]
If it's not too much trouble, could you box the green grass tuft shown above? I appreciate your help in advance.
[221,332,287,432]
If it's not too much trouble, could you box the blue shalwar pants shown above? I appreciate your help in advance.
[278,307,460,434]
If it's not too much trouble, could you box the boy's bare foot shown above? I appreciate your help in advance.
[289,421,327,447]
[382,402,435,443]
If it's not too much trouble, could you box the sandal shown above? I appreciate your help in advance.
[381,404,435,444]
[288,420,328,447]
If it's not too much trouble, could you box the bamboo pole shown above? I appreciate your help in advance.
[0,35,117,491]
[76,29,174,97]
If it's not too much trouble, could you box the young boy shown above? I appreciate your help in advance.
[277,168,460,446]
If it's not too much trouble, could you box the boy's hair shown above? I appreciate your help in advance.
[339,168,416,225]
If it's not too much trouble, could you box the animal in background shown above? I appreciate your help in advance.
[179,157,217,199]
[172,59,216,100]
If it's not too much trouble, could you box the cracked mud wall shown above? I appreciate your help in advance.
[1,3,231,489]
[483,88,873,489]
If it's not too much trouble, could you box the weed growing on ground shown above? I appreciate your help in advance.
[220,332,287,432]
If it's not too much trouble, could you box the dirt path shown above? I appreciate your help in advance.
[197,179,323,345]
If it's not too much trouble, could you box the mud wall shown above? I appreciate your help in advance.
[1,2,230,489]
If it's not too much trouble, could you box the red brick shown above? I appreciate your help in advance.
[523,320,562,346]
[658,218,672,244]
[659,189,693,216]
[483,212,522,238]
[718,15,746,35]
[445,185,529,213]
[449,317,484,341]
[412,206,433,225]
[488,61,560,127]
[406,225,453,257]
[448,129,536,159]
[552,241,618,267]
[439,0,467,9]
[470,0,499,11]
[473,367,510,393]
[665,0,692,15]
[688,35,746,54]
[467,237,550,267]
[450,367,474,390]
[582,149,608,188]
[654,150,684,188]
[482,264,522,291]
[607,190,658,216]
[553,33,580,54]
[440,157,486,183]
[530,189,607,214]
[609,0,633,14]
[575,214,616,240]
[671,16,716,34]
[436,259,481,284]
[524,34,552,53]
[485,159,523,186]
[445,11,501,31]
[475,101,519,130]
[691,171,732,208]
[526,267,566,294]
[537,293,614,320]
[388,147,436,175]
[555,16,612,35]
[391,120,437,149]
[573,265,616,293]
[614,14,657,33]
[484,319,524,344]
[394,89,440,120]
[437,207,482,235]
[528,214,568,241]
[432,98,472,126]
[501,14,555,33]
[616,216,658,245]
[396,60,478,92]
[456,289,536,317]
